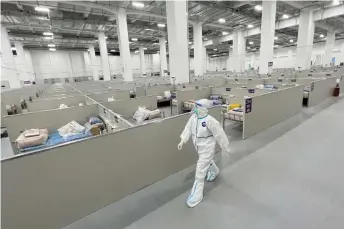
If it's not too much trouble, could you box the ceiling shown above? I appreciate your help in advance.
[1,1,344,56]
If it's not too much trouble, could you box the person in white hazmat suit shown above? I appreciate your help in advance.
[178,99,230,208]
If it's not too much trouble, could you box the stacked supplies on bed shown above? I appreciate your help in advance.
[209,95,223,105]
[84,117,105,136]
[58,121,85,138]
[133,106,162,123]
[183,100,195,110]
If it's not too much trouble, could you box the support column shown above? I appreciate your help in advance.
[323,32,336,67]
[98,32,111,81]
[88,45,99,80]
[139,45,146,77]
[166,0,189,83]
[203,46,207,74]
[193,22,203,76]
[0,26,21,88]
[259,0,276,75]
[117,8,133,81]
[14,41,31,82]
[296,10,315,70]
[231,30,246,73]
[159,37,168,77]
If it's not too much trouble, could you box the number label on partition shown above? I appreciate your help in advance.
[308,74,312,76]
[278,79,283,82]
[326,73,331,76]
[311,82,315,92]
[226,88,231,91]
[245,98,252,113]
[291,79,296,82]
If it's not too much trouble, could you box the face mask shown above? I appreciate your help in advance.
[193,106,199,116]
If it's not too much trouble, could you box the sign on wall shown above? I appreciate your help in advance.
[245,98,252,113]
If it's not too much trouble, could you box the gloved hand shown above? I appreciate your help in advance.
[177,140,184,150]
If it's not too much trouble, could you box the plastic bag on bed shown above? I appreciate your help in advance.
[133,106,150,123]
[164,91,171,99]
[58,121,85,138]
[148,109,161,120]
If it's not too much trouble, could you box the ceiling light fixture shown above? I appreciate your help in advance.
[320,34,324,38]
[247,24,254,28]
[230,45,233,48]
[44,36,53,40]
[222,31,229,35]
[214,49,217,51]
[135,50,139,53]
[218,18,226,23]
[289,39,294,43]
[48,44,55,47]
[35,6,50,12]
[105,36,108,39]
[189,42,192,44]
[11,47,16,50]
[49,48,56,51]
[247,47,251,49]
[249,41,254,45]
[157,23,166,28]
[110,49,116,52]
[274,45,279,48]
[204,37,208,40]
[131,38,138,41]
[282,14,289,19]
[143,47,147,50]
[132,2,145,8]
[254,5,263,11]
[43,32,53,36]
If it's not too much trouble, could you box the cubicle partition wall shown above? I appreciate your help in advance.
[1,106,221,229]
[175,87,212,114]
[26,95,87,112]
[101,96,157,119]
[135,86,146,97]
[145,85,173,96]
[243,85,303,139]
[2,104,98,148]
[88,90,130,102]
[308,77,337,107]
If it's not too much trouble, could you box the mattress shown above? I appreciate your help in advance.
[19,132,91,152]
[225,110,244,122]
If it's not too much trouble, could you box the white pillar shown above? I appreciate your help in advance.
[0,26,21,88]
[166,0,189,83]
[159,37,168,77]
[193,22,203,76]
[259,0,276,75]
[88,45,99,80]
[139,45,146,77]
[117,8,133,81]
[98,32,111,81]
[203,46,207,73]
[296,10,315,70]
[231,30,246,73]
[323,32,336,67]
[14,41,31,82]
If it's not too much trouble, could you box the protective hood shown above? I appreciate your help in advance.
[194,99,213,118]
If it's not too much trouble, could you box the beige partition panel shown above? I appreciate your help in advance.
[145,85,173,96]
[101,96,157,118]
[1,112,206,229]
[3,104,98,142]
[308,77,337,107]
[27,95,86,112]
[89,90,130,103]
[176,87,211,114]
[135,86,146,97]
[243,86,303,139]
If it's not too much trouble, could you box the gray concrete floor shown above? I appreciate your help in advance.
[64,97,344,229]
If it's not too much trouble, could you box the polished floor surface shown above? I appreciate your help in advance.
[64,97,344,229]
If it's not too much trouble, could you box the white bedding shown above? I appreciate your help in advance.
[303,91,309,98]
[225,110,244,122]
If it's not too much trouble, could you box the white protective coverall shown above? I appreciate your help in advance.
[178,99,230,208]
